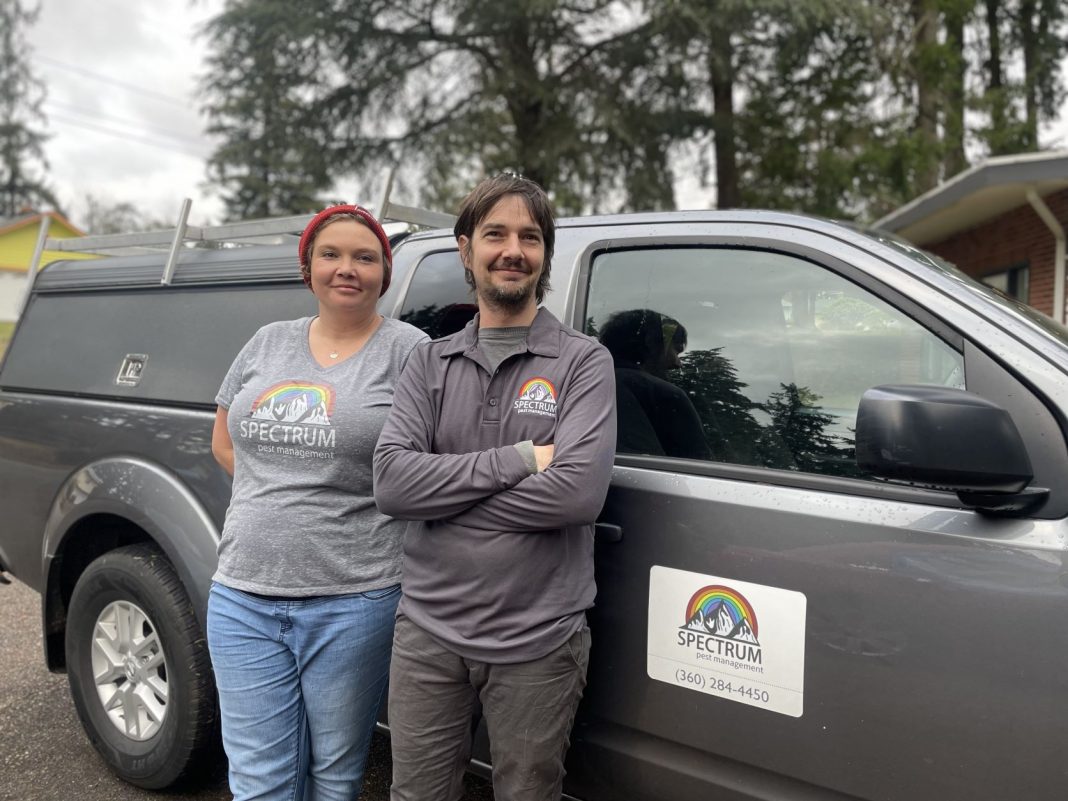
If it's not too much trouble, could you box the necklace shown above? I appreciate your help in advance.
[315,315,380,362]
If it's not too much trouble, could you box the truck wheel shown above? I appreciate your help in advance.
[65,544,219,789]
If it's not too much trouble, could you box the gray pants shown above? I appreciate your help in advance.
[388,615,591,801]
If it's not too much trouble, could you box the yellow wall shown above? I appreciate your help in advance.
[0,218,97,272]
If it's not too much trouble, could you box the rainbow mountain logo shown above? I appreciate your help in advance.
[514,377,558,417]
[682,585,759,645]
[251,381,334,426]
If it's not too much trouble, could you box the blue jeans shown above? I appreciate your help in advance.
[207,581,399,801]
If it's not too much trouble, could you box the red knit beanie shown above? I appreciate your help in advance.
[298,205,392,295]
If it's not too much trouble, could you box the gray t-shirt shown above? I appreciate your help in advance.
[478,325,529,373]
[480,326,539,472]
[215,315,428,596]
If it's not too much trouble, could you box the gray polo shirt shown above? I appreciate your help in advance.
[374,308,617,662]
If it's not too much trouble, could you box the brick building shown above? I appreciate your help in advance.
[875,150,1068,325]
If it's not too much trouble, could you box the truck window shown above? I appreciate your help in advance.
[398,251,476,339]
[585,247,964,478]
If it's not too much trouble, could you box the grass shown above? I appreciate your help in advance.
[0,321,14,360]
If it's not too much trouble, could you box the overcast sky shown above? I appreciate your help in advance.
[25,1,1068,232]
[26,0,226,228]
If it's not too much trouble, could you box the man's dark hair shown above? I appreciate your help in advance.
[600,309,687,366]
[453,174,556,303]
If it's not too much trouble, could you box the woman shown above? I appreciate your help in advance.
[208,205,427,801]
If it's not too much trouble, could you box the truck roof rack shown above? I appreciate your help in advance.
[22,171,454,313]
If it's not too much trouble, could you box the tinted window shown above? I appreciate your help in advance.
[863,228,1068,346]
[586,248,964,478]
[398,251,477,339]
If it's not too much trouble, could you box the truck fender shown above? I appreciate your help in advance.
[40,457,220,669]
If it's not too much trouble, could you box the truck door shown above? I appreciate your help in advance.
[565,237,1068,801]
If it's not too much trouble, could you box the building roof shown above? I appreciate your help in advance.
[0,210,84,239]
[874,150,1068,245]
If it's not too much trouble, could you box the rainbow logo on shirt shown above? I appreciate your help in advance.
[682,585,759,644]
[250,381,335,425]
[514,377,557,417]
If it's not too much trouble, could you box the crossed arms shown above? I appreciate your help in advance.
[373,343,616,532]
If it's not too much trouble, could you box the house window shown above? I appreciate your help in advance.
[981,264,1029,303]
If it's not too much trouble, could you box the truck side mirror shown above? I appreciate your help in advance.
[855,384,1048,516]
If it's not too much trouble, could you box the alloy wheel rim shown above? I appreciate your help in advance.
[89,600,168,741]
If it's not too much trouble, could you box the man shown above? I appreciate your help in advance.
[373,174,616,801]
[598,308,712,460]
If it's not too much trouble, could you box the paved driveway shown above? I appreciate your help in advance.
[0,578,492,801]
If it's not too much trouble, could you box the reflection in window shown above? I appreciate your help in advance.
[398,251,477,339]
[599,309,712,460]
[586,248,965,479]
[980,264,1029,303]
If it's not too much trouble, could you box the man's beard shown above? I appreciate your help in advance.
[477,270,537,311]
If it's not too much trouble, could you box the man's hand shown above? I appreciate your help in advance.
[533,444,554,472]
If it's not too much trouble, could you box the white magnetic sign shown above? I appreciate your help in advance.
[647,565,807,717]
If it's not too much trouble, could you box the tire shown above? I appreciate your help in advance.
[65,544,220,789]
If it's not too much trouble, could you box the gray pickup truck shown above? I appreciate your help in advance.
[2,210,1067,800]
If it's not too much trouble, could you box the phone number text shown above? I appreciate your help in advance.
[674,669,771,703]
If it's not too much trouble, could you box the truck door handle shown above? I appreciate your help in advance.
[595,522,623,543]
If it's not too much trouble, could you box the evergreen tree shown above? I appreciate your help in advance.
[198,0,1068,221]
[641,0,749,209]
[643,1,920,218]
[867,0,971,200]
[757,383,851,475]
[911,0,942,192]
[736,3,904,218]
[976,0,1067,154]
[941,0,971,177]
[672,347,763,464]
[201,0,676,215]
[643,0,773,210]
[1012,0,1068,150]
[322,0,671,214]
[0,0,56,217]
[200,0,335,220]
[981,0,1014,151]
